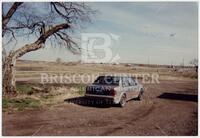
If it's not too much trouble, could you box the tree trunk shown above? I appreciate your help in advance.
[3,42,44,96]
[2,23,70,96]
[3,54,17,96]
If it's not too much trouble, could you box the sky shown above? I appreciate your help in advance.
[4,2,198,65]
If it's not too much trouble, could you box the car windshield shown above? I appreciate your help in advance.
[93,76,120,85]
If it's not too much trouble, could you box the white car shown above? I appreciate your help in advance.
[85,75,144,107]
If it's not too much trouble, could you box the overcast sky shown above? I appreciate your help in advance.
[8,2,198,65]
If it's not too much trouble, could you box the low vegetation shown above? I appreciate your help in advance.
[3,97,40,112]
[3,83,85,112]
[16,84,33,95]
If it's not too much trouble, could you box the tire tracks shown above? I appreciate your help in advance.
[101,100,156,135]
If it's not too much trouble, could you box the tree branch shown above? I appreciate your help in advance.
[12,23,70,59]
[2,2,23,36]
[36,23,70,44]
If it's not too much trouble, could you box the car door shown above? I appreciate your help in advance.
[121,77,130,100]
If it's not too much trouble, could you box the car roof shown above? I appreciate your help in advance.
[97,75,133,79]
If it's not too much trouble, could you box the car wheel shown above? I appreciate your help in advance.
[119,94,126,107]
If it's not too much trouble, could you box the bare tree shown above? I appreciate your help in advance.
[2,2,95,95]
[190,58,198,72]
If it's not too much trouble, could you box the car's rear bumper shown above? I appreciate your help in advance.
[85,94,114,98]
[85,94,118,104]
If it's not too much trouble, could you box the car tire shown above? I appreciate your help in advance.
[119,94,126,107]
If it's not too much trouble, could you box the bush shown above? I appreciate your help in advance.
[56,58,62,64]
[16,84,32,94]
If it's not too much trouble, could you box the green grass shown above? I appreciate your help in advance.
[16,84,33,95]
[69,84,86,95]
[77,86,85,95]
[2,97,40,112]
[65,83,86,95]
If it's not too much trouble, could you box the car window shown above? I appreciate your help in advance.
[93,76,120,86]
[128,77,137,86]
[132,77,138,85]
[122,77,129,87]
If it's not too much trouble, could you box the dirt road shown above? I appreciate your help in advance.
[3,80,198,136]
